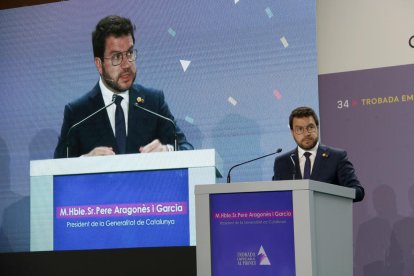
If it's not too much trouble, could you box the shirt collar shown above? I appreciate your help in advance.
[99,77,129,102]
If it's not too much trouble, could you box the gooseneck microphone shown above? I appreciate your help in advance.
[65,94,117,158]
[227,148,282,183]
[134,97,178,151]
[290,153,296,180]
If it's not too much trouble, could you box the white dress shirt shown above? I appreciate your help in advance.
[297,142,319,178]
[99,78,129,136]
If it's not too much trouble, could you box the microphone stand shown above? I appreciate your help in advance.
[290,154,296,180]
[134,103,178,151]
[227,148,282,183]
[65,96,116,158]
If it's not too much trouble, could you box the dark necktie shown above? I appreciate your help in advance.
[114,95,126,154]
[303,152,311,179]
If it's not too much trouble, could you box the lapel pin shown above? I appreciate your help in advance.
[136,97,144,104]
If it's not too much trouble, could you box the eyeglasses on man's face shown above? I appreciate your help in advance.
[293,124,317,135]
[102,49,137,66]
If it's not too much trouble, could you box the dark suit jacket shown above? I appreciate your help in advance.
[54,83,193,158]
[272,144,365,202]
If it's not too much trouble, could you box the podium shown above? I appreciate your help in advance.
[195,180,355,276]
[30,149,221,251]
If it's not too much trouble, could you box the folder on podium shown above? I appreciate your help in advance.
[30,149,221,252]
[195,180,355,276]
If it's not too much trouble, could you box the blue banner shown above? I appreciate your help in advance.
[210,191,295,276]
[53,169,189,250]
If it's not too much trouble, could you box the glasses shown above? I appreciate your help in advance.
[102,49,137,66]
[294,124,317,135]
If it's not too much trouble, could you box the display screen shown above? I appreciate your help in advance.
[52,169,189,250]
[0,0,317,252]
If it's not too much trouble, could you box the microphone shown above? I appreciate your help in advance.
[290,153,296,180]
[227,148,282,183]
[134,97,178,151]
[65,94,117,158]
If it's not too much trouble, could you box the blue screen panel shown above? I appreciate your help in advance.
[210,191,295,276]
[53,169,189,250]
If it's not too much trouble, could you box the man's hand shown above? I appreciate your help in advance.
[139,139,168,153]
[83,146,116,156]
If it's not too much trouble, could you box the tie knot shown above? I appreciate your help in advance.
[114,95,123,106]
[304,152,311,158]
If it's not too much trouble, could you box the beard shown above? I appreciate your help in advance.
[297,136,318,150]
[101,67,136,93]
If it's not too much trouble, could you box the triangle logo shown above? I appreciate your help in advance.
[257,245,271,265]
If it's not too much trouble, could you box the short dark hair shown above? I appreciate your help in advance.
[289,106,319,129]
[92,15,136,59]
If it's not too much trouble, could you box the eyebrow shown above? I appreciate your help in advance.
[108,46,134,55]
[295,124,315,128]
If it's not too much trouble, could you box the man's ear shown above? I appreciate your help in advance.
[94,57,103,75]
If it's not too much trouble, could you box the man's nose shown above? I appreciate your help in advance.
[120,54,132,68]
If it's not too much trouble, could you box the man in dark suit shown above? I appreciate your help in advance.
[54,15,192,158]
[272,106,364,202]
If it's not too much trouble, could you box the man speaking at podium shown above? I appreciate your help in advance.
[54,15,193,158]
[272,106,364,202]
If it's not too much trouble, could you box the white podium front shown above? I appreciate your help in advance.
[195,180,355,276]
[30,149,221,251]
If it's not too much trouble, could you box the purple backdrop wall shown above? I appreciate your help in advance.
[319,63,414,276]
